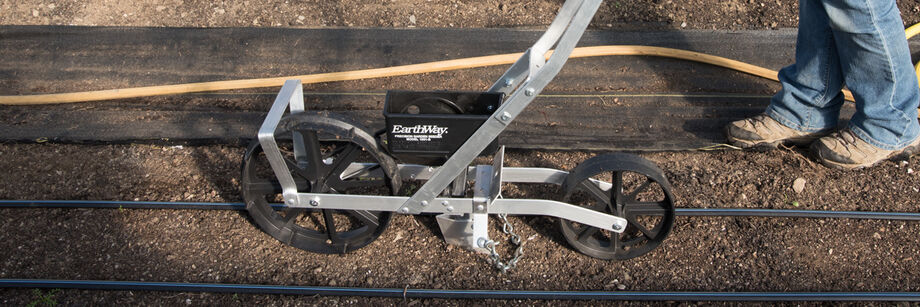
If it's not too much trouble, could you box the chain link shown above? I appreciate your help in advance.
[482,213,525,273]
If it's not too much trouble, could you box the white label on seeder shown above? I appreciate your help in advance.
[391,124,448,142]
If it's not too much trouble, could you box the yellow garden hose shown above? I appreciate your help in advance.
[1,25,920,107]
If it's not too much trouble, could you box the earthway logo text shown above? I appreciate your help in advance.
[391,125,448,135]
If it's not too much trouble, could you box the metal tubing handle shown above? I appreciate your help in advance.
[399,0,603,214]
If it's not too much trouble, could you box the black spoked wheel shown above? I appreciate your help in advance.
[241,112,401,254]
[559,153,675,260]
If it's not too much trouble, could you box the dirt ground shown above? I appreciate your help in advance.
[3,0,920,306]
[2,0,920,30]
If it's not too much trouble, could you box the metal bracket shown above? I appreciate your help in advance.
[257,80,305,204]
[472,165,492,214]
[490,146,505,201]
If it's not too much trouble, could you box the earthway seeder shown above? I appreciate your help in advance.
[240,0,675,272]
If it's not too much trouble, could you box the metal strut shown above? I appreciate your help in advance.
[399,0,603,214]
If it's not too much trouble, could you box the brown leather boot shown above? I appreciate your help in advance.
[725,114,832,149]
[811,129,920,169]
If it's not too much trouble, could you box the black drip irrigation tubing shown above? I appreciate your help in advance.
[3,201,920,301]
[1,279,920,301]
[2,200,920,221]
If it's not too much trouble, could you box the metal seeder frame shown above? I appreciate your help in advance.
[257,0,628,254]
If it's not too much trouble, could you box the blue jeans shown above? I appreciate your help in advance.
[766,0,920,150]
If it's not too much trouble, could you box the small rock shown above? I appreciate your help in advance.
[908,168,914,174]
[617,284,626,290]
[156,5,166,12]
[409,15,417,24]
[873,232,882,239]
[298,15,306,21]
[792,178,806,194]
[32,9,39,17]
[47,4,56,9]
[680,21,687,28]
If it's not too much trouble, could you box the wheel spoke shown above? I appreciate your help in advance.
[579,180,611,206]
[340,164,381,180]
[281,208,307,226]
[611,171,624,206]
[325,143,361,180]
[321,209,339,243]
[245,178,281,195]
[576,225,599,243]
[297,130,326,181]
[283,156,316,181]
[625,214,657,239]
[348,210,380,228]
[612,231,622,251]
[626,178,653,202]
[625,201,669,216]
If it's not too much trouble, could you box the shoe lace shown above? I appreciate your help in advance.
[835,129,859,146]
[749,114,773,130]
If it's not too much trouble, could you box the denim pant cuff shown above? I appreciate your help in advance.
[765,107,831,133]
[848,123,902,150]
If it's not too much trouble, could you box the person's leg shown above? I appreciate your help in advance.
[765,0,846,133]
[726,0,840,148]
[810,0,920,169]
[825,0,919,149]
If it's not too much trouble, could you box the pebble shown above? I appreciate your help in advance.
[32,9,39,17]
[156,5,166,12]
[680,21,687,28]
[617,284,626,290]
[873,232,882,239]
[409,15,417,24]
[792,178,806,194]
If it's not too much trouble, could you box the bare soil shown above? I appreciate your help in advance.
[2,0,920,30]
[3,0,920,306]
